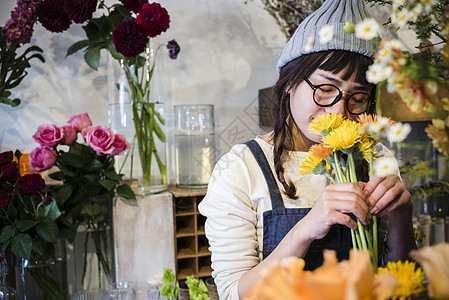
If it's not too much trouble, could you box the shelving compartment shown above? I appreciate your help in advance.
[176,215,196,237]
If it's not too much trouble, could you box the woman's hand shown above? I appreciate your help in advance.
[299,182,371,241]
[362,174,412,218]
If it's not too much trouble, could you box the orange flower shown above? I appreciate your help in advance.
[244,250,396,300]
[310,144,333,159]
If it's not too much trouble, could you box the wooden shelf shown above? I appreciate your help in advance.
[169,185,207,198]
[172,188,212,280]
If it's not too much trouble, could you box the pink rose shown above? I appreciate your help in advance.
[68,112,92,132]
[61,125,77,145]
[29,146,57,172]
[83,125,115,155]
[105,134,130,156]
[32,124,64,147]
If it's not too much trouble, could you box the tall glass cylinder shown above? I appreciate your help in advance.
[108,45,168,195]
[174,105,215,188]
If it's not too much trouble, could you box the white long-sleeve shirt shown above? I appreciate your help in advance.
[198,136,394,300]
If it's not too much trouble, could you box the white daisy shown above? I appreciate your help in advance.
[383,39,404,51]
[369,116,391,137]
[391,9,412,28]
[355,18,380,40]
[421,0,438,13]
[410,4,423,22]
[319,25,334,44]
[366,63,392,84]
[305,36,314,51]
[373,156,399,177]
[387,122,412,142]
[392,0,407,8]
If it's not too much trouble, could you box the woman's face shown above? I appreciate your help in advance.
[289,68,373,150]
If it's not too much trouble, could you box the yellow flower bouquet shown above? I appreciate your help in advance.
[299,113,411,269]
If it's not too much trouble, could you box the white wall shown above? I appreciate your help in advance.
[0,0,285,184]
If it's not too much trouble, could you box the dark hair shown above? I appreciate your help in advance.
[272,50,375,199]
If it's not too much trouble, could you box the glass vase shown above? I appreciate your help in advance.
[69,194,116,294]
[0,252,16,300]
[15,240,67,300]
[108,46,168,195]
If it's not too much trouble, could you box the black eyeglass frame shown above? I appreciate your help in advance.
[303,77,376,115]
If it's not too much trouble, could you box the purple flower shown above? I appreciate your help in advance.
[36,0,72,33]
[42,195,52,205]
[0,194,9,209]
[119,0,148,13]
[0,163,19,183]
[17,173,45,196]
[63,0,97,24]
[167,39,180,60]
[112,19,149,58]
[0,151,14,166]
[136,2,170,38]
[3,0,41,44]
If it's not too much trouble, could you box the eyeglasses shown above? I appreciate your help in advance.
[303,77,376,115]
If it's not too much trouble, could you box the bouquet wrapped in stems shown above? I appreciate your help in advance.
[299,113,411,269]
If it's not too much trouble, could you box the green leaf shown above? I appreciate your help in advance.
[112,4,131,19]
[66,39,91,57]
[99,179,116,191]
[49,171,65,181]
[0,225,15,243]
[117,184,136,199]
[47,199,62,220]
[17,220,39,232]
[83,20,101,42]
[84,46,101,70]
[62,153,85,168]
[57,184,73,204]
[87,159,104,173]
[36,220,59,243]
[11,234,32,259]
[0,96,21,107]
[85,173,99,183]
[104,171,122,181]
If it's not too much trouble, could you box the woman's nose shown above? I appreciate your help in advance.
[324,95,347,115]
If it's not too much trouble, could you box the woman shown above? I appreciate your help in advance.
[198,0,417,299]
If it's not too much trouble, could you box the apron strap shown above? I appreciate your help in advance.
[244,140,285,210]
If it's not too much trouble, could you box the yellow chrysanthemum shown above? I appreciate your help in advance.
[357,137,376,162]
[323,119,362,151]
[310,144,334,159]
[299,152,324,175]
[377,261,426,299]
[308,113,345,137]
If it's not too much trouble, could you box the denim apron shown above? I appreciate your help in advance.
[245,140,352,271]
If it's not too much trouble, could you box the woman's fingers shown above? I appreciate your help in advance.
[363,174,411,216]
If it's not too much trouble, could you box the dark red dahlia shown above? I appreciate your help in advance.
[36,0,72,33]
[0,194,9,209]
[119,0,148,13]
[0,151,13,166]
[63,0,97,24]
[112,19,149,58]
[167,39,180,60]
[0,163,19,183]
[17,173,45,196]
[136,2,170,38]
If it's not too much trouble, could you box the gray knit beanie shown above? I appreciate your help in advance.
[276,0,378,72]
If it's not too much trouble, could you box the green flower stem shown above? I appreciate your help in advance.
[357,220,368,251]
[324,173,336,185]
[373,215,378,269]
[333,152,346,183]
[29,265,66,300]
[354,229,362,249]
[351,230,357,249]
